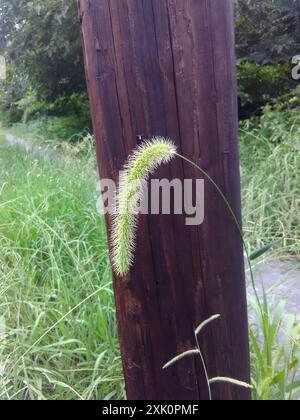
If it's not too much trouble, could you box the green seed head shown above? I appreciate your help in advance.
[111,137,177,276]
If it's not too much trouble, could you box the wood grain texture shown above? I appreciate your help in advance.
[78,0,250,400]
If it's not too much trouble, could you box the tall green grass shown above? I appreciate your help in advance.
[249,295,300,400]
[240,109,300,400]
[0,135,124,400]
[240,109,300,258]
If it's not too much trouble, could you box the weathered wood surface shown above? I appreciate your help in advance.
[78,0,250,400]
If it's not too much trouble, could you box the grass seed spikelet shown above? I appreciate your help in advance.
[111,137,177,276]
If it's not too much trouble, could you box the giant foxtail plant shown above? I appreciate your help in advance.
[110,136,261,396]
[111,137,259,301]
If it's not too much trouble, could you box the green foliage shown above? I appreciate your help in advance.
[0,133,124,400]
[250,241,279,261]
[0,0,87,125]
[240,107,299,400]
[0,0,85,100]
[235,0,300,64]
[240,107,300,256]
[14,91,92,136]
[274,85,300,111]
[250,296,300,400]
[237,61,294,116]
[235,1,299,114]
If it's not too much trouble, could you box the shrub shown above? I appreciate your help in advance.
[237,61,295,118]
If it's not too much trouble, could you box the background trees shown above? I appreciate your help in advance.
[1,0,85,99]
[0,0,89,127]
[235,0,300,63]
[235,0,300,116]
[0,0,299,125]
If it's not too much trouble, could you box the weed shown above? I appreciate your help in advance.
[0,138,124,400]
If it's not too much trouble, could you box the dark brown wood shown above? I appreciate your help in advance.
[78,0,250,400]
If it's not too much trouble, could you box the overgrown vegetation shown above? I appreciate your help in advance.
[241,105,300,257]
[0,132,124,400]
[240,103,300,400]
[250,295,300,400]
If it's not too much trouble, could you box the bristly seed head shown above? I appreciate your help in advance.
[111,137,177,276]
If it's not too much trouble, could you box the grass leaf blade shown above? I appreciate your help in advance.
[249,240,279,261]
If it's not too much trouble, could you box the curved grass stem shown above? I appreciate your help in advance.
[175,152,263,316]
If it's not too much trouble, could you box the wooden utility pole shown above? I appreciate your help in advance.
[78,0,250,400]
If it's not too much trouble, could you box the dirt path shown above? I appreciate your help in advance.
[4,132,57,159]
[5,133,33,150]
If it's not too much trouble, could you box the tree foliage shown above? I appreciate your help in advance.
[0,0,85,101]
[235,0,300,63]
[0,0,299,124]
[235,0,300,116]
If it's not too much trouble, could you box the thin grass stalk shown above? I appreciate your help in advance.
[175,152,263,316]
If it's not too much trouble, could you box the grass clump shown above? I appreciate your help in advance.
[0,136,124,400]
[250,295,300,400]
[240,108,300,258]
[240,107,300,400]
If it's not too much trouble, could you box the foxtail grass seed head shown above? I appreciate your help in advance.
[111,137,177,276]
